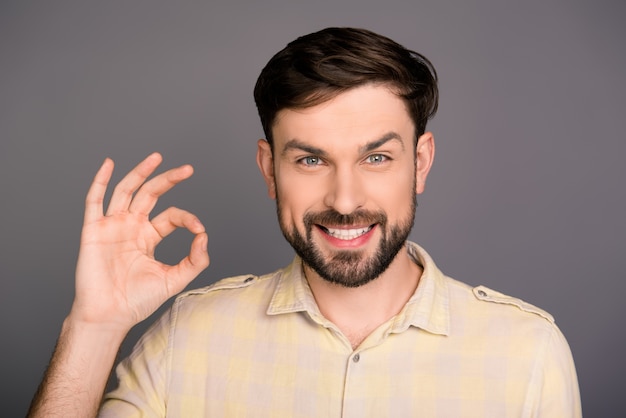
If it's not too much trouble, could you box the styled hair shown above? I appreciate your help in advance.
[253,27,439,147]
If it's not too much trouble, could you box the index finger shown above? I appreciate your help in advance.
[84,158,114,223]
[105,153,163,216]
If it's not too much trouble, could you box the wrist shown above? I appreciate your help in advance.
[62,314,129,348]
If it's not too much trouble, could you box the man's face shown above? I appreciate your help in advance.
[257,84,433,287]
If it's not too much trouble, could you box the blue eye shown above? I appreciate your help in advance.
[301,156,321,166]
[366,154,387,164]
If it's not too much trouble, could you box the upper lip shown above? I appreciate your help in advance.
[319,224,374,230]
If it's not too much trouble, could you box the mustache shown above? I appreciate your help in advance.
[303,209,387,228]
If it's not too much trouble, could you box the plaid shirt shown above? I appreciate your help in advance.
[100,242,581,417]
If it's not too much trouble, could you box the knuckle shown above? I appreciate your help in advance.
[85,192,103,204]
[165,206,182,216]
[113,183,133,196]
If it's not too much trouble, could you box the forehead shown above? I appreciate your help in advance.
[272,85,415,151]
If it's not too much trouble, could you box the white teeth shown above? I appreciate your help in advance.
[326,226,371,240]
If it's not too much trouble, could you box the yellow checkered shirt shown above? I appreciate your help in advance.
[100,242,581,417]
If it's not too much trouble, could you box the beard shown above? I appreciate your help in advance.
[276,194,416,288]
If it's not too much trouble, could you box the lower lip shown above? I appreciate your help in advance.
[316,225,377,248]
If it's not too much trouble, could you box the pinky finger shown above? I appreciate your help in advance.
[84,158,114,223]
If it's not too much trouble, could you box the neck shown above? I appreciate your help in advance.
[304,243,422,349]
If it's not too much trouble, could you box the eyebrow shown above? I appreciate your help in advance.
[360,132,404,153]
[281,132,404,157]
[281,139,328,157]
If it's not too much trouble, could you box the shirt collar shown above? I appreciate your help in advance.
[266,241,450,336]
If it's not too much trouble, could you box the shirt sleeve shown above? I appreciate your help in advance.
[526,323,582,417]
[98,309,172,418]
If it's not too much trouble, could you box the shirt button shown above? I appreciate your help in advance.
[352,354,360,363]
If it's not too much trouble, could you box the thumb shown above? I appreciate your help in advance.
[166,232,210,295]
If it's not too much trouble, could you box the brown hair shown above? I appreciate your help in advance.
[253,27,439,147]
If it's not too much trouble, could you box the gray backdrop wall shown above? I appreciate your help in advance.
[1,0,624,416]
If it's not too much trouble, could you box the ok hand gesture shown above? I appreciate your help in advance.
[70,153,210,332]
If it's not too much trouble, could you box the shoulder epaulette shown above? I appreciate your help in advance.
[472,285,554,323]
[180,274,259,298]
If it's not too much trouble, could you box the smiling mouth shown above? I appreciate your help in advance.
[317,225,375,240]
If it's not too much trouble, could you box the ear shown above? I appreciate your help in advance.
[415,132,435,194]
[256,139,276,199]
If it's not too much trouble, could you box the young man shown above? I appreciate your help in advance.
[29,27,581,417]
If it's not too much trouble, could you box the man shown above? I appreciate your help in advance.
[28,27,581,417]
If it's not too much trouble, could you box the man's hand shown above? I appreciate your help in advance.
[28,153,209,417]
[71,152,209,331]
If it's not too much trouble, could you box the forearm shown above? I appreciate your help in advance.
[27,317,127,418]
[28,154,208,416]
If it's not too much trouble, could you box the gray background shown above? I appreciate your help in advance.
[1,0,624,416]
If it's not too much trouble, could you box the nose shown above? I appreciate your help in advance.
[323,167,365,215]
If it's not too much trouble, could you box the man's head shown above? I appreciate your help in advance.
[254,27,438,149]
[254,28,438,287]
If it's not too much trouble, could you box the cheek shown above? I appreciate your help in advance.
[365,168,415,199]
[275,175,324,225]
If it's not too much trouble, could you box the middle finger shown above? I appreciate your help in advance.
[128,164,194,216]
